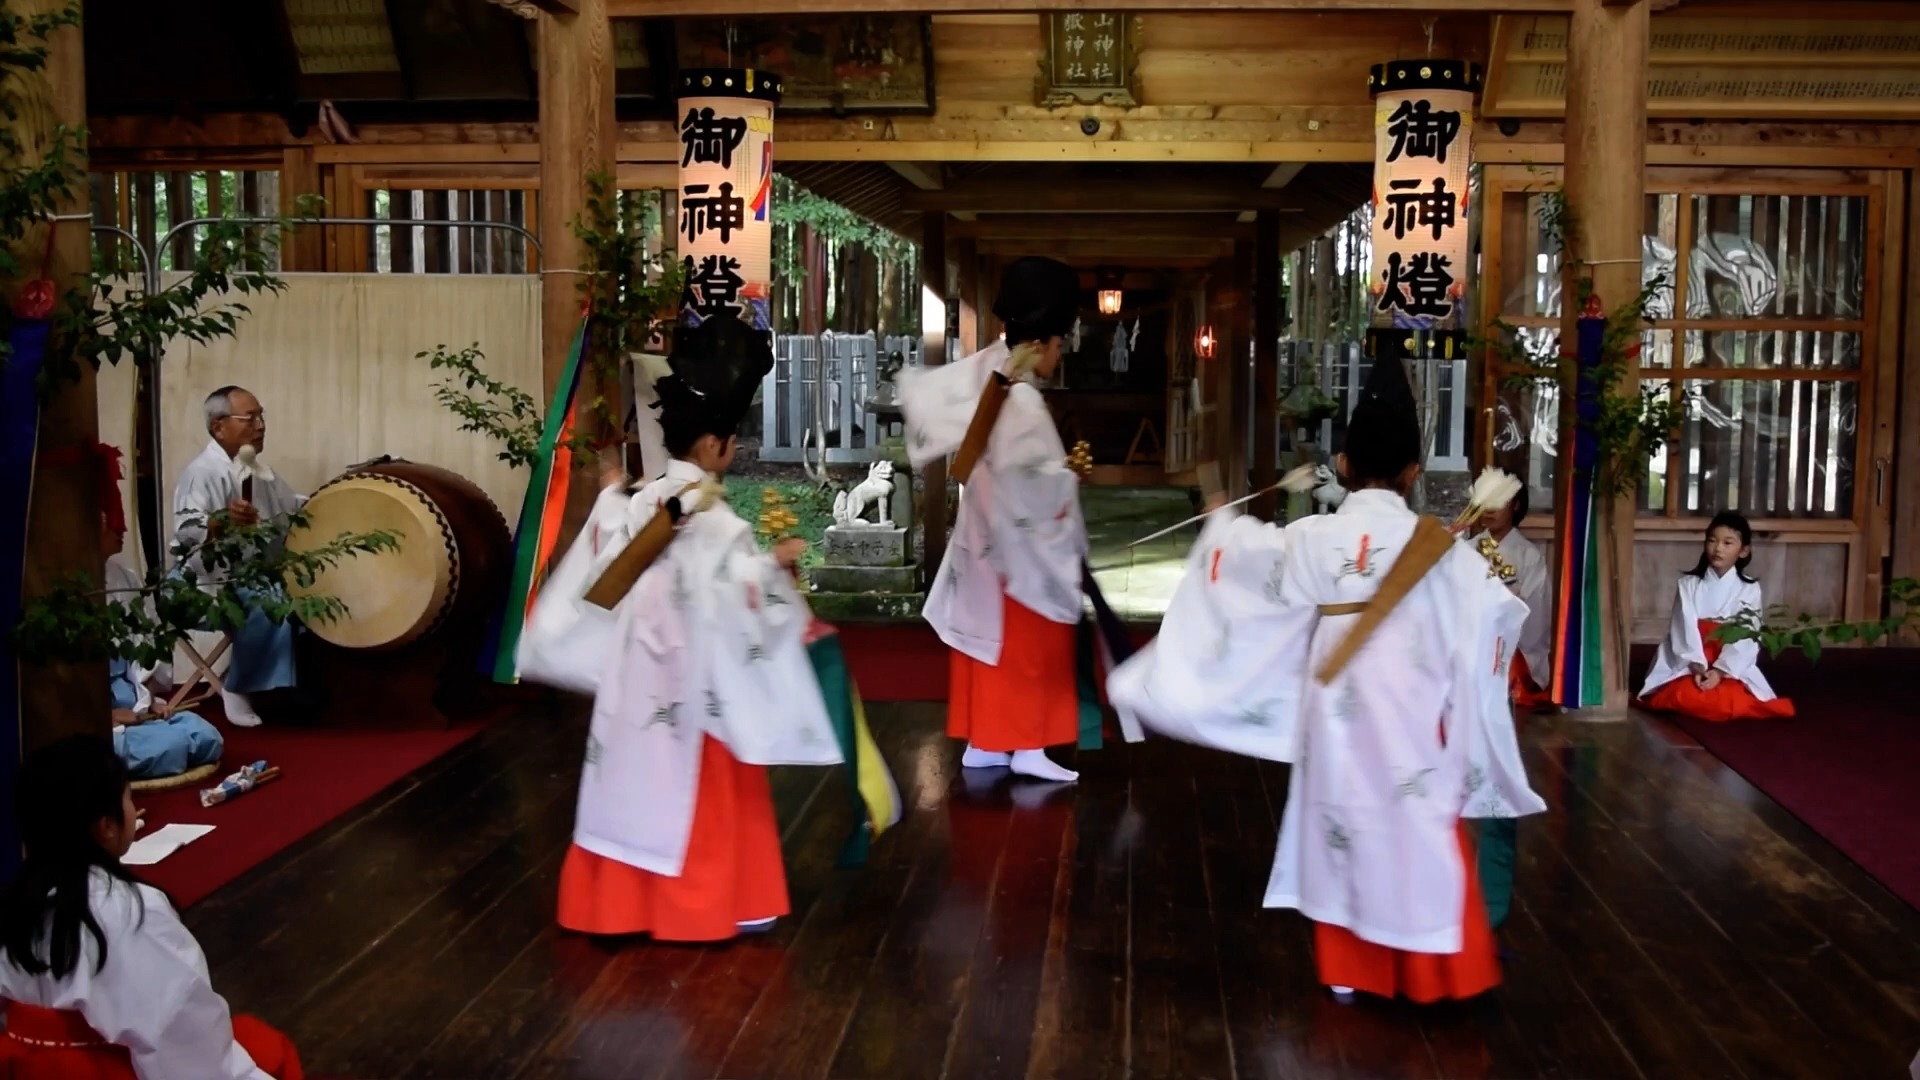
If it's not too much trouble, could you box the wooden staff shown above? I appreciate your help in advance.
[950,372,1012,485]
[582,481,702,610]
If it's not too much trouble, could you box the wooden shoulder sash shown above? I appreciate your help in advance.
[950,371,1012,485]
[1314,515,1456,686]
[581,481,701,610]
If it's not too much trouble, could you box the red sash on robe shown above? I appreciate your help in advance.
[947,592,1079,752]
[0,1001,302,1080]
[557,734,789,942]
[1640,619,1797,723]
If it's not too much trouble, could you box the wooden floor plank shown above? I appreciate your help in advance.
[1124,741,1236,1080]
[1021,738,1134,1080]
[179,698,1920,1080]
[1539,716,1920,1075]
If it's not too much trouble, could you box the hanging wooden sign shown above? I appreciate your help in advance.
[1037,12,1142,108]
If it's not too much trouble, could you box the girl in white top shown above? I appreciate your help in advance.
[0,736,303,1080]
[1639,511,1796,722]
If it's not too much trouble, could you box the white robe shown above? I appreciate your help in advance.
[0,870,271,1080]
[513,483,634,695]
[170,440,303,568]
[571,459,842,878]
[901,341,1088,665]
[1638,568,1778,701]
[1472,528,1551,681]
[1111,489,1544,953]
[170,440,306,692]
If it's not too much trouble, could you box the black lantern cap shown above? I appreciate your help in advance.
[1369,60,1484,98]
[677,68,783,104]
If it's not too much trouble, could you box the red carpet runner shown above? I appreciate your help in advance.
[135,717,479,909]
[1645,647,1920,911]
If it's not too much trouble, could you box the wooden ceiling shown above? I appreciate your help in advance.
[781,161,1371,258]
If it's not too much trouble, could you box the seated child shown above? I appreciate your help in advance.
[104,513,224,781]
[1473,485,1553,713]
[1638,511,1795,722]
[0,736,302,1080]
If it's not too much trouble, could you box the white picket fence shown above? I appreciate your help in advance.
[759,332,925,466]
[1275,340,1470,473]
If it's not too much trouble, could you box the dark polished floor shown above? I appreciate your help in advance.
[184,700,1920,1080]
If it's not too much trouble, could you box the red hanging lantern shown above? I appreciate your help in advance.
[1194,324,1217,361]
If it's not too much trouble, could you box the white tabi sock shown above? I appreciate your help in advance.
[1010,749,1077,783]
[221,689,264,728]
[961,745,1011,769]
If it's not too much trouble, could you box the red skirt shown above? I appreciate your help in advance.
[948,594,1080,752]
[0,1001,301,1080]
[1313,823,1502,1004]
[1641,619,1797,723]
[557,735,789,942]
[1510,652,1553,713]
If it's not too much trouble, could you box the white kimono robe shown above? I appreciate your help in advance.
[514,483,635,695]
[571,459,842,878]
[1471,527,1551,681]
[1112,489,1544,953]
[170,440,305,695]
[1638,568,1779,702]
[901,341,1088,665]
[0,870,271,1080]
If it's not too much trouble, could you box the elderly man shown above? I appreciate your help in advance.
[172,386,304,726]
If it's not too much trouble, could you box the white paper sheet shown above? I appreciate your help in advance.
[123,823,214,866]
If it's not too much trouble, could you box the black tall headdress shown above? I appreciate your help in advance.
[1341,355,1423,483]
[655,311,774,448]
[993,256,1081,342]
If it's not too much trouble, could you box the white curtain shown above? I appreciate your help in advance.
[148,273,543,554]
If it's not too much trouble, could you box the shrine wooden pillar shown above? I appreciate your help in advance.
[1561,0,1649,714]
[536,0,615,405]
[13,0,108,749]
[1251,210,1283,520]
[920,212,949,583]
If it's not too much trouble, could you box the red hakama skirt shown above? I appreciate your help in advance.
[1510,652,1553,713]
[0,1001,302,1080]
[948,594,1080,752]
[1312,823,1502,1004]
[1641,619,1797,723]
[557,735,789,942]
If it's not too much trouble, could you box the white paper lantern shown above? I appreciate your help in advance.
[1367,60,1482,333]
[676,68,783,330]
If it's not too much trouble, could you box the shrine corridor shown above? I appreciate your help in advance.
[185,701,1920,1079]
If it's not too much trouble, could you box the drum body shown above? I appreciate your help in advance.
[285,460,511,653]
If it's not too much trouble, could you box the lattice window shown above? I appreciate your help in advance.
[1485,173,1876,524]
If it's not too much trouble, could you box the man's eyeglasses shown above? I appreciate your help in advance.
[226,411,265,425]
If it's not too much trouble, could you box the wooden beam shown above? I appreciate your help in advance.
[537,1,614,400]
[1251,211,1282,520]
[919,213,949,589]
[13,0,108,752]
[1559,0,1648,715]
[907,181,1305,214]
[1262,162,1307,189]
[884,161,944,191]
[976,237,1236,262]
[608,0,1569,13]
[949,213,1253,241]
[1896,172,1920,639]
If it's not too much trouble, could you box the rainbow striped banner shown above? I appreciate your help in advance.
[486,321,590,683]
[1550,310,1607,708]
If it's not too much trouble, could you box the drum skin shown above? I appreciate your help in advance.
[284,460,512,652]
